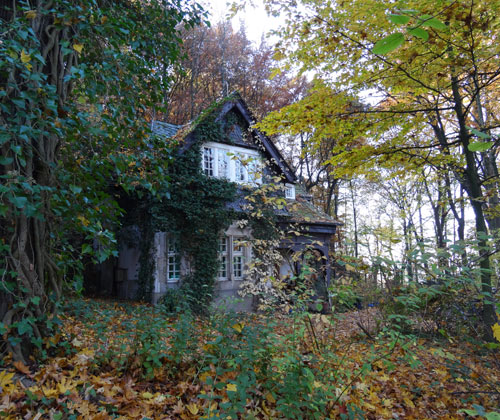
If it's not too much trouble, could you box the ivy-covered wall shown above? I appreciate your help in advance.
[125,110,239,310]
[115,95,296,311]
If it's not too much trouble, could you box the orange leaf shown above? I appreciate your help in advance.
[13,360,30,375]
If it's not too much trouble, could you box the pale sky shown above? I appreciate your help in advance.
[202,0,281,45]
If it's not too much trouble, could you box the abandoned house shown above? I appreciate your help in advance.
[87,93,340,310]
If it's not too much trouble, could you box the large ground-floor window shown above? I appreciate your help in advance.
[217,236,249,281]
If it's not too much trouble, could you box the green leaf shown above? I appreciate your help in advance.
[468,141,494,152]
[459,409,478,416]
[17,318,33,336]
[467,126,491,139]
[419,15,448,30]
[484,342,500,350]
[11,144,22,155]
[472,404,487,417]
[485,413,500,420]
[12,98,26,109]
[388,14,411,25]
[399,9,419,15]
[9,196,28,209]
[408,27,429,41]
[0,133,10,145]
[372,33,405,55]
[0,156,13,165]
[30,296,41,306]
[82,243,92,254]
[70,185,82,194]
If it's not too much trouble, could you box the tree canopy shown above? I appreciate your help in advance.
[259,0,500,338]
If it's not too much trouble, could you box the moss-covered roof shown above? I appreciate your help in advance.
[284,195,340,225]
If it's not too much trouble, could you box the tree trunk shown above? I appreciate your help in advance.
[451,74,496,341]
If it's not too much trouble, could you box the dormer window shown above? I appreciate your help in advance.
[285,184,295,200]
[203,147,214,176]
[218,150,229,178]
[235,154,247,182]
[201,142,261,185]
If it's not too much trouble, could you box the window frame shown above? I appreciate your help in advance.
[284,184,296,200]
[166,238,181,283]
[216,235,250,281]
[217,236,228,281]
[203,146,215,177]
[201,142,261,185]
[232,236,246,279]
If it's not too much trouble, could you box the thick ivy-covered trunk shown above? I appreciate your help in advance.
[1,0,75,361]
[1,0,204,361]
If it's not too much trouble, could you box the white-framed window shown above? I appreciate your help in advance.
[216,235,250,280]
[203,147,214,176]
[234,154,247,182]
[217,149,229,179]
[284,184,296,199]
[232,237,246,279]
[218,236,228,280]
[201,142,261,185]
[167,238,181,282]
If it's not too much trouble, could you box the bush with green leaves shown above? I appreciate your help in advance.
[158,286,191,315]
[194,308,363,419]
[377,239,499,339]
[329,283,362,312]
[61,299,421,419]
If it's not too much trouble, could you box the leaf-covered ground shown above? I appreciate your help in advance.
[1,299,499,419]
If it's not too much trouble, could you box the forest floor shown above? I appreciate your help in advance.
[0,299,499,419]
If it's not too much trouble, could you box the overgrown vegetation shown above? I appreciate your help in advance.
[1,298,498,419]
[2,0,500,417]
[0,0,204,362]
[124,111,238,308]
[259,0,500,340]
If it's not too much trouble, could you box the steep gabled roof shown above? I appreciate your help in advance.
[153,92,297,184]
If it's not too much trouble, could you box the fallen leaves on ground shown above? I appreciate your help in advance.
[0,300,498,419]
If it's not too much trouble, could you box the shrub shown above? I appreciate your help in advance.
[158,286,191,315]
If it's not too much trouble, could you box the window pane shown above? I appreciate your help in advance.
[218,237,228,280]
[247,160,255,183]
[218,255,227,278]
[203,147,214,176]
[218,237,227,253]
[233,237,245,254]
[218,150,229,179]
[167,239,180,281]
[233,256,243,278]
[235,155,246,182]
